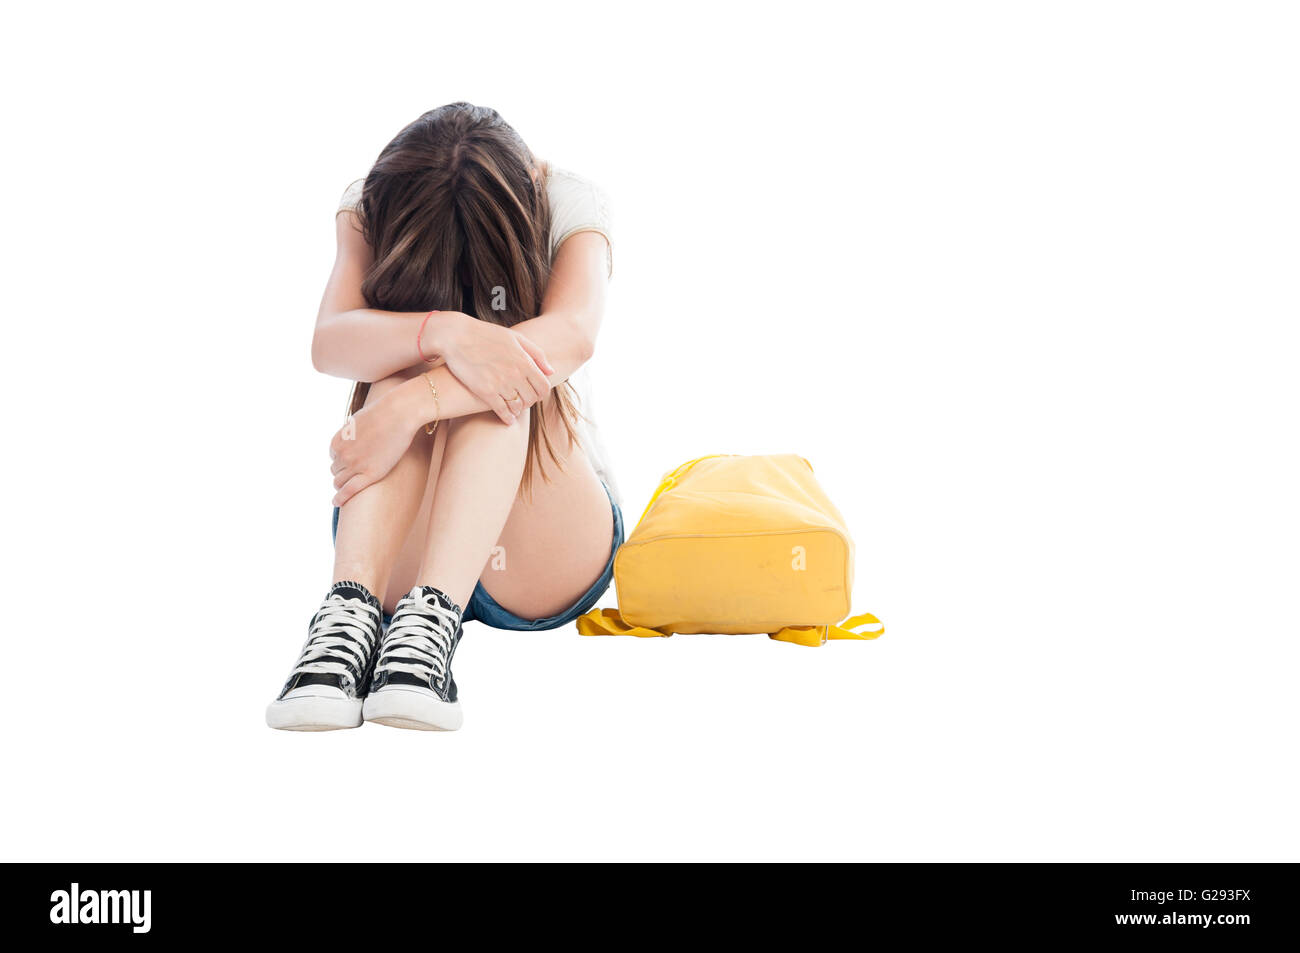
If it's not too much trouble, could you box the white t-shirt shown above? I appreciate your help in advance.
[336,165,620,506]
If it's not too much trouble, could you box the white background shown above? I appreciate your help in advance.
[2,1,1296,861]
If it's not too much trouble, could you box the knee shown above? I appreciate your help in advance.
[448,408,531,444]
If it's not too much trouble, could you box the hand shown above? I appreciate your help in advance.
[328,389,417,507]
[426,311,554,425]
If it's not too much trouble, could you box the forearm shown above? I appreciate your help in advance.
[311,308,432,382]
[311,305,590,384]
[510,311,595,382]
[385,310,594,432]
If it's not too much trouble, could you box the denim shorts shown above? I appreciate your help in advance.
[331,482,624,631]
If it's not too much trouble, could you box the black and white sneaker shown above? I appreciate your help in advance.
[363,585,465,731]
[266,581,384,731]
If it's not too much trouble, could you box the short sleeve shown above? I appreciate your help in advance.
[336,177,364,216]
[545,167,613,278]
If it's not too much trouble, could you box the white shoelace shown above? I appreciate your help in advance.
[374,591,460,688]
[288,595,381,693]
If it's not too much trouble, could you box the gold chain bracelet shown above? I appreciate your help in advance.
[423,372,440,436]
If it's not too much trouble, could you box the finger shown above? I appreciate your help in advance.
[505,383,531,411]
[490,395,515,425]
[333,473,371,507]
[516,335,554,376]
[524,367,550,402]
[331,456,346,476]
[333,466,353,490]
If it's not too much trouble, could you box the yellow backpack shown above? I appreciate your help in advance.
[576,454,884,646]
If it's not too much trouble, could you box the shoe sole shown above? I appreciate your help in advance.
[363,688,463,731]
[265,695,362,731]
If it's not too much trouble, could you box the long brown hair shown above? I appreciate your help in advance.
[346,102,579,489]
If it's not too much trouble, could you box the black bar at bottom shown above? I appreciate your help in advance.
[5,862,1291,943]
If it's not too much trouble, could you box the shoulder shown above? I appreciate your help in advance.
[544,165,613,276]
[546,166,610,219]
[336,177,365,215]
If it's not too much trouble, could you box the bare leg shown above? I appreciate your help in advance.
[413,411,532,609]
[385,398,614,619]
[475,401,613,618]
[327,388,615,733]
[331,371,437,601]
[268,370,439,732]
[361,408,534,733]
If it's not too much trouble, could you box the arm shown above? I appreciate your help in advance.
[327,229,610,505]
[314,209,586,422]
[383,229,610,431]
[310,210,430,383]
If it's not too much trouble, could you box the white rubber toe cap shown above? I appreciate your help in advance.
[363,687,463,731]
[266,687,362,731]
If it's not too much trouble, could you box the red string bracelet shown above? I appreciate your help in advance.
[416,309,439,363]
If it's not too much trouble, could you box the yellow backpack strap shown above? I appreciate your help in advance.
[578,609,883,645]
[769,612,885,647]
[576,608,670,639]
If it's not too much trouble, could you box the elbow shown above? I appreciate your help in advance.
[310,319,328,373]
[311,340,337,376]
[567,314,596,366]
[311,326,342,376]
[312,315,382,381]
